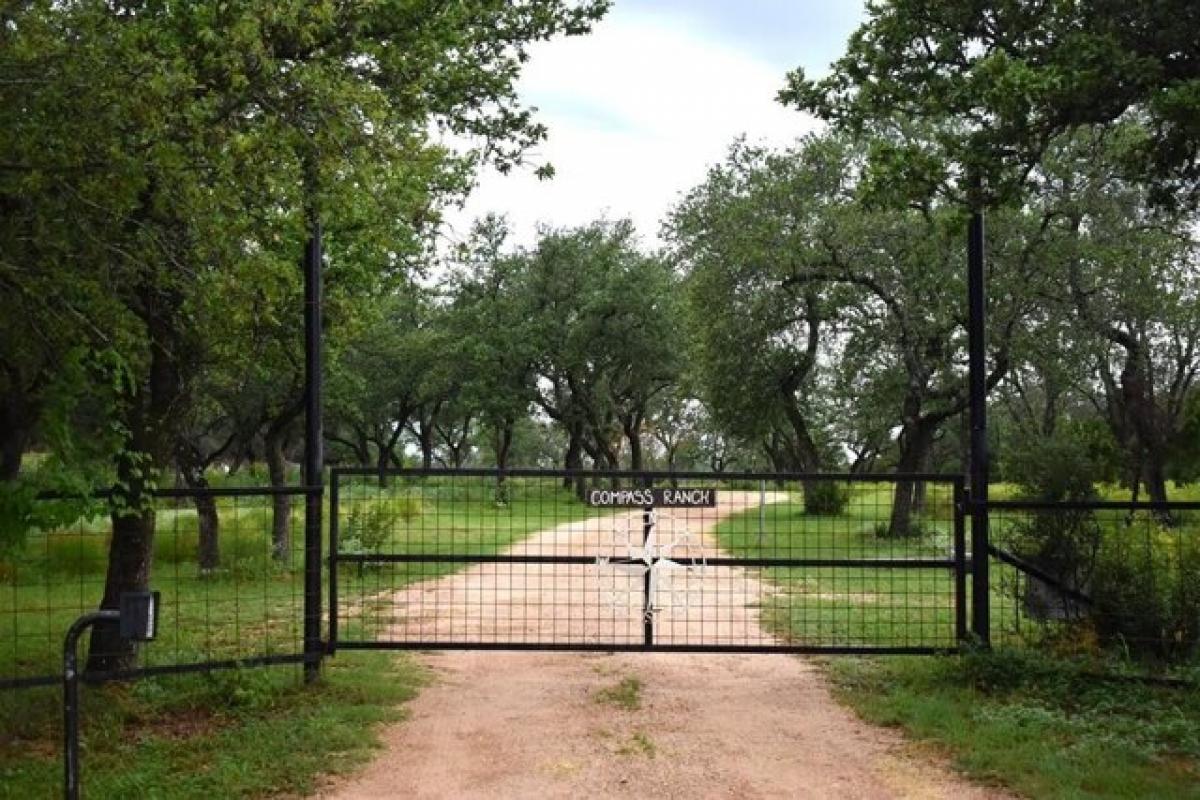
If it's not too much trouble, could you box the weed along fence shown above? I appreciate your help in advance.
[328,469,969,654]
[987,499,1200,660]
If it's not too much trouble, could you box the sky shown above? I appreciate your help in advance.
[443,0,867,249]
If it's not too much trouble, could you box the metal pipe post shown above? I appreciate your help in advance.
[64,611,119,800]
[303,222,325,682]
[327,469,339,655]
[642,476,654,646]
[967,205,991,645]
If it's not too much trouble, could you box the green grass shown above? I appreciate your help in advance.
[594,676,643,711]
[716,481,1200,798]
[714,483,960,649]
[0,475,602,798]
[0,651,424,799]
[824,651,1200,799]
[1,477,603,683]
[1,502,310,684]
[334,477,608,639]
[616,730,656,758]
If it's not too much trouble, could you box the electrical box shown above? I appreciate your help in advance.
[118,591,160,641]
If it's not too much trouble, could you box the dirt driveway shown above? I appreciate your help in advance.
[320,492,1006,799]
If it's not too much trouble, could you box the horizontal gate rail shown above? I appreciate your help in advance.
[330,466,955,482]
[334,553,959,569]
[336,642,956,655]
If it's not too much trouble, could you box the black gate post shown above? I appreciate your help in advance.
[953,478,968,644]
[327,468,339,656]
[967,199,991,646]
[642,476,654,647]
[303,222,325,682]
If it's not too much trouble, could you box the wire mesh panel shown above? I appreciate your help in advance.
[0,487,311,690]
[331,469,965,654]
[988,501,1200,661]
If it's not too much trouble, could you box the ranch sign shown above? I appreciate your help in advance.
[585,487,717,508]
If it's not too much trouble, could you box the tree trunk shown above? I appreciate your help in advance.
[419,422,434,470]
[88,505,155,672]
[265,426,292,562]
[621,411,645,472]
[85,194,193,674]
[87,389,171,674]
[194,491,220,574]
[887,421,936,538]
[354,429,371,466]
[563,425,583,494]
[1141,457,1174,525]
[494,420,514,471]
[0,381,37,482]
[179,462,220,574]
[1117,347,1174,524]
[0,418,27,481]
[376,443,391,489]
[0,391,31,481]
[492,420,514,504]
[175,438,222,573]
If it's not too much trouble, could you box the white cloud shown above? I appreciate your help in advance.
[442,10,820,250]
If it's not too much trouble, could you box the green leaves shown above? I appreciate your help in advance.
[782,0,1200,209]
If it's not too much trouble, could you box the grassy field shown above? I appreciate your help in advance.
[0,476,600,798]
[3,475,1197,797]
[0,652,423,799]
[714,481,962,649]
[332,475,612,640]
[826,653,1200,799]
[714,481,1200,799]
[1,499,310,686]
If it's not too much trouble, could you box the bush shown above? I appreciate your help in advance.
[1089,524,1200,661]
[341,503,390,557]
[803,481,849,516]
[1003,433,1103,622]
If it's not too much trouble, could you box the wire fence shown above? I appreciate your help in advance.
[330,469,965,654]
[989,501,1200,663]
[4,474,1198,694]
[1,487,314,691]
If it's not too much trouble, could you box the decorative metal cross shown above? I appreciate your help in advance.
[594,509,706,620]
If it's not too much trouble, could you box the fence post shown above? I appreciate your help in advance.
[642,475,654,647]
[967,200,991,646]
[953,480,968,644]
[303,222,325,682]
[327,469,339,656]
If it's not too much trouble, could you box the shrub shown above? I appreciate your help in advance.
[339,498,420,560]
[341,503,391,557]
[803,481,849,516]
[1004,433,1103,622]
[1089,525,1200,661]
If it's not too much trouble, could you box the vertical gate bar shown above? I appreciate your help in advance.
[642,475,654,647]
[967,199,991,645]
[757,480,766,545]
[328,469,339,655]
[303,222,325,682]
[953,480,967,644]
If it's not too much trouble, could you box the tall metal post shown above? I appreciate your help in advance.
[303,222,325,682]
[642,477,654,647]
[967,202,990,645]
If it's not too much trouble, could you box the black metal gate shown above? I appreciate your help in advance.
[329,469,967,654]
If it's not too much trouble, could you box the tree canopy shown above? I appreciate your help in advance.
[781,0,1200,207]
